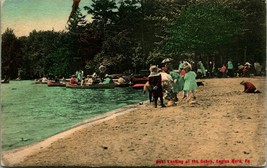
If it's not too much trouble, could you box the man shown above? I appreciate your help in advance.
[148,65,166,108]
[240,81,261,93]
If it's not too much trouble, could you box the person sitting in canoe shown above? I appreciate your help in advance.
[54,76,60,83]
[114,76,128,86]
[82,75,93,86]
[102,74,113,84]
[69,75,79,86]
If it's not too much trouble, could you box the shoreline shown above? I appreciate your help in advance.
[1,101,148,166]
[1,77,266,167]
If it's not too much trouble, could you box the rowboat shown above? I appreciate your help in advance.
[1,80,9,84]
[115,83,131,87]
[132,83,145,89]
[130,77,148,85]
[66,83,115,89]
[47,80,66,87]
[34,81,47,84]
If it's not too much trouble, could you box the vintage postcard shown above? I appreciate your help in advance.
[1,0,266,167]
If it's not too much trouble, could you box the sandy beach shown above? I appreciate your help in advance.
[1,77,266,167]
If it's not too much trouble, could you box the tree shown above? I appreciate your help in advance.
[164,2,242,53]
[1,28,22,79]
[224,0,266,64]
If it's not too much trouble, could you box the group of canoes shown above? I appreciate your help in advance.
[34,73,150,89]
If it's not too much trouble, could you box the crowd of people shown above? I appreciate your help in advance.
[33,59,262,106]
[194,60,264,79]
[144,61,198,108]
[68,72,114,86]
[143,59,263,108]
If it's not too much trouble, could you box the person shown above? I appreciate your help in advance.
[242,64,250,77]
[183,61,192,70]
[169,68,182,102]
[102,74,113,84]
[236,63,244,77]
[208,61,215,78]
[220,64,227,78]
[143,81,153,103]
[197,61,206,78]
[254,62,262,76]
[69,75,79,85]
[240,81,261,93]
[115,76,128,86]
[183,66,198,100]
[75,70,82,82]
[148,65,166,108]
[178,61,184,72]
[99,64,106,82]
[227,60,234,77]
[83,75,93,85]
[54,76,60,83]
[41,76,48,83]
[178,67,186,98]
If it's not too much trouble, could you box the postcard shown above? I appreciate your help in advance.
[1,0,266,167]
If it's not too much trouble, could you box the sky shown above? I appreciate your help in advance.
[1,0,92,37]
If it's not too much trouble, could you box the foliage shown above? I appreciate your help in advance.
[163,2,242,54]
[1,0,265,79]
[1,28,22,79]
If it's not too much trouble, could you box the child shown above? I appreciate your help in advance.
[143,81,153,103]
[183,66,198,100]
[169,68,182,102]
[148,65,166,108]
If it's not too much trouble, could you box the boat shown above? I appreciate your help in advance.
[1,80,9,84]
[47,80,66,87]
[130,69,149,85]
[132,83,145,89]
[114,83,131,87]
[34,81,47,84]
[66,83,115,89]
[130,77,148,85]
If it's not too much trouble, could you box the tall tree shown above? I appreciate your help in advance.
[1,28,22,79]
[163,2,242,65]
[224,0,266,64]
[66,7,89,71]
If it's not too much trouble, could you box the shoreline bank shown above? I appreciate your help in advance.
[1,101,148,166]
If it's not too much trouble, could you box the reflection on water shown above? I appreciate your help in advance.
[1,80,146,150]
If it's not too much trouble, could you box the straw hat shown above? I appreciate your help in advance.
[149,65,157,72]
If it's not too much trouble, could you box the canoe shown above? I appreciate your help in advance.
[130,77,148,84]
[47,81,66,87]
[1,80,9,84]
[132,83,145,89]
[34,81,47,84]
[66,83,115,89]
[114,83,131,87]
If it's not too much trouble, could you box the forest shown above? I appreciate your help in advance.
[1,0,266,80]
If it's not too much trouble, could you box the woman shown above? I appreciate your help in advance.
[169,68,182,102]
[183,66,198,100]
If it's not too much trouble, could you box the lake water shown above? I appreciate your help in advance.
[1,80,147,151]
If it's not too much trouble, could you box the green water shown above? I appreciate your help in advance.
[1,80,147,151]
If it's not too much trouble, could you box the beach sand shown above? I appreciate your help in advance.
[1,77,266,167]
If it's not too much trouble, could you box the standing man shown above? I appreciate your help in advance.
[148,65,166,108]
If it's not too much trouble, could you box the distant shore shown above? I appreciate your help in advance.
[2,77,266,167]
